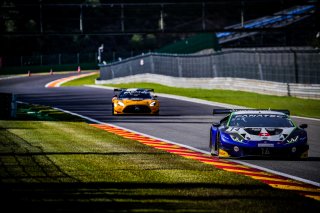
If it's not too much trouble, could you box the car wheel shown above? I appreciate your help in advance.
[210,130,219,156]
[209,130,214,155]
[215,132,221,157]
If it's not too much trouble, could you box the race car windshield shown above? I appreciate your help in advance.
[119,91,152,99]
[228,114,294,127]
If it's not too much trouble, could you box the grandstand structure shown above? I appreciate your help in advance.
[144,4,317,56]
[217,5,316,45]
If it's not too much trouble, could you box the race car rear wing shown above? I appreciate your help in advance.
[213,109,290,115]
[114,88,127,92]
[113,88,154,92]
[143,88,154,92]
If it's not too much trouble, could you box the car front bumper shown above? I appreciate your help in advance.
[114,104,159,115]
[219,142,309,159]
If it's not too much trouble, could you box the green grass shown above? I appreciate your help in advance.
[63,72,99,86]
[1,103,319,212]
[16,103,85,121]
[110,82,320,118]
[62,73,320,118]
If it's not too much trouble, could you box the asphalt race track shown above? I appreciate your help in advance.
[1,73,319,184]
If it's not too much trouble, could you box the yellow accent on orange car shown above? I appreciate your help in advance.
[112,88,159,115]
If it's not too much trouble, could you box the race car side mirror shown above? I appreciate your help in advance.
[152,95,158,99]
[299,124,308,129]
[212,122,220,127]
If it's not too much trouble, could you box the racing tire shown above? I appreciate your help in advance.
[215,132,221,157]
[209,131,215,156]
[210,130,219,156]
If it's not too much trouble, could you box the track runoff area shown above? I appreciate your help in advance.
[46,74,320,201]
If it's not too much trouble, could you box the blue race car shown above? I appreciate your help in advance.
[209,109,309,159]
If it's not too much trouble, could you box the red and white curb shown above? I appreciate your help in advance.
[90,123,320,201]
[45,74,320,201]
[45,72,98,88]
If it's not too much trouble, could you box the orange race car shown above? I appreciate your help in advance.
[111,88,159,115]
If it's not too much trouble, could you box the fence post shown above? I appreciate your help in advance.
[211,54,218,78]
[291,49,299,83]
[287,83,291,97]
[178,57,183,77]
[150,54,155,74]
[111,66,115,79]
[255,50,264,80]
[129,61,133,76]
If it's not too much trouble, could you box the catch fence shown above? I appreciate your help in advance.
[100,47,320,84]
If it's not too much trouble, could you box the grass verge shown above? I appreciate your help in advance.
[62,72,99,86]
[63,73,320,118]
[1,103,319,212]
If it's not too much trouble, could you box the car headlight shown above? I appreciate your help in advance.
[230,133,244,143]
[118,101,125,107]
[150,101,156,106]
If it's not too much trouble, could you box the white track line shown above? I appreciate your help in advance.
[229,159,320,187]
[52,106,208,155]
[86,84,320,122]
[41,80,320,186]
[39,102,319,187]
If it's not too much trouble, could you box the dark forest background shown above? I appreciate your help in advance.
[1,0,319,61]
